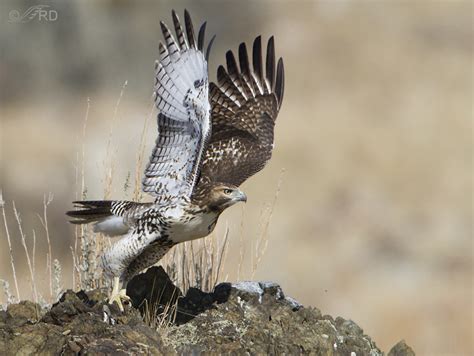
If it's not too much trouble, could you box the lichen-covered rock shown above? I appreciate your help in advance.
[0,289,169,355]
[388,340,416,356]
[165,281,382,355]
[0,267,414,355]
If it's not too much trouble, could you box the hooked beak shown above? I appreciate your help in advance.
[233,190,247,203]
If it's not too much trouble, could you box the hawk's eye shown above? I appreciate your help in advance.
[223,189,233,195]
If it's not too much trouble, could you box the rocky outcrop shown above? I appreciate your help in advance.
[0,267,414,355]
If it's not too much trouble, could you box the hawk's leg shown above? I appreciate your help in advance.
[108,276,130,312]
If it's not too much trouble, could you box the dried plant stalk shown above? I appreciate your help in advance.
[0,192,20,301]
[37,193,54,299]
[13,201,38,303]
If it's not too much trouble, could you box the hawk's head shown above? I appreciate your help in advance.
[205,183,247,212]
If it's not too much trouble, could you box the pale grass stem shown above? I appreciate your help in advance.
[73,98,91,290]
[238,206,245,281]
[32,229,36,285]
[104,80,128,200]
[70,246,77,289]
[78,98,90,289]
[251,171,284,279]
[12,201,38,303]
[81,98,90,200]
[73,149,81,289]
[37,193,53,299]
[133,100,154,201]
[0,192,20,301]
[214,226,230,287]
[142,286,179,332]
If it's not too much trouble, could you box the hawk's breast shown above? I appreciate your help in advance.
[163,206,219,243]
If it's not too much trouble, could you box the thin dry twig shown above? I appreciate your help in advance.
[0,192,20,301]
[37,193,53,299]
[32,229,36,285]
[13,201,38,303]
[104,80,128,200]
[81,98,90,199]
[73,97,91,290]
[238,206,245,281]
[215,226,230,287]
[70,246,77,290]
[133,100,154,201]
[251,170,284,278]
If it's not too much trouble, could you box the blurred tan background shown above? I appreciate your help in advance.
[0,0,472,354]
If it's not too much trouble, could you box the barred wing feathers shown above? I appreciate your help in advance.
[143,10,215,203]
[197,36,284,188]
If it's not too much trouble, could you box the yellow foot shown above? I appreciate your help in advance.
[108,288,130,312]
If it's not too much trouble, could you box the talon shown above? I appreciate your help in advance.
[108,289,130,312]
[108,277,130,312]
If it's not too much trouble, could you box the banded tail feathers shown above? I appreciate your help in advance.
[67,200,150,236]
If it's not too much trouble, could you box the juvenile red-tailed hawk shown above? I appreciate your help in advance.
[67,10,284,310]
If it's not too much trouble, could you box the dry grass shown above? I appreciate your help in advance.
[0,191,19,302]
[0,195,52,307]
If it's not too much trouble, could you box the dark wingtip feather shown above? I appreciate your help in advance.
[171,9,179,30]
[217,64,227,82]
[159,21,167,33]
[275,58,285,109]
[184,8,191,18]
[238,42,250,74]
[160,21,170,42]
[266,36,276,89]
[226,50,239,75]
[252,36,263,83]
[171,10,187,50]
[198,22,207,51]
[184,9,196,49]
[206,34,216,61]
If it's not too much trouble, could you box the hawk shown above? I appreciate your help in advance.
[67,10,284,310]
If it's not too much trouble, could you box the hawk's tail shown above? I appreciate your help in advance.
[66,200,143,236]
[66,200,114,225]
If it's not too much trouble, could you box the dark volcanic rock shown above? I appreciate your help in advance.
[0,267,415,355]
[388,340,416,356]
[127,266,182,323]
[1,289,169,355]
[166,281,382,354]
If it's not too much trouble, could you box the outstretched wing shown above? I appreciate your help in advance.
[196,36,284,189]
[143,10,215,203]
